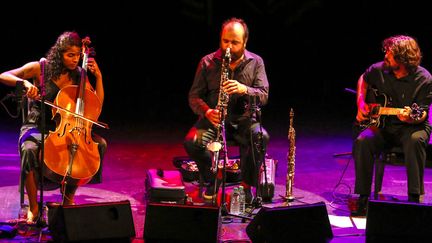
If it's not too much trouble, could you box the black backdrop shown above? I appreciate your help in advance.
[1,1,432,135]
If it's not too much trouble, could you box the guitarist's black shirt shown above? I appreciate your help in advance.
[363,61,432,127]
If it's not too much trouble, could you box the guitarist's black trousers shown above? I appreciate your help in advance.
[353,124,430,196]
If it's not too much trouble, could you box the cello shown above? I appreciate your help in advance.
[43,37,104,186]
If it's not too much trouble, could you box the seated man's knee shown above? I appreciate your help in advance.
[183,139,194,152]
[262,129,270,144]
[354,133,373,146]
[184,127,206,150]
[251,124,269,144]
[408,132,428,147]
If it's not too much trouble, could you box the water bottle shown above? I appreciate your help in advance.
[238,185,245,214]
[230,187,240,215]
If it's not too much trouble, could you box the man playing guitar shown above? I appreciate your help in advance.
[352,35,432,216]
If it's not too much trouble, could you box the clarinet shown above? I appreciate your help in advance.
[207,48,231,173]
[285,108,296,201]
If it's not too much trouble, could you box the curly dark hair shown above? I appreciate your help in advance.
[45,31,82,81]
[382,35,422,72]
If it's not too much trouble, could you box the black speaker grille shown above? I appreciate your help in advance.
[48,200,135,242]
[144,203,221,243]
[246,201,333,243]
[366,199,432,242]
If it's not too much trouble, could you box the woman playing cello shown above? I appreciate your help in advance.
[0,31,107,224]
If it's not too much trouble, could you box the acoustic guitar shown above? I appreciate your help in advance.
[356,92,424,131]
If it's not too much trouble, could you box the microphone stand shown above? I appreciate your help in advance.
[211,108,243,217]
[334,87,357,157]
[248,96,267,209]
[37,60,47,228]
[215,118,229,216]
[210,103,253,222]
[14,81,27,207]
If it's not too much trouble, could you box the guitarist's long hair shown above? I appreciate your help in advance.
[382,35,422,73]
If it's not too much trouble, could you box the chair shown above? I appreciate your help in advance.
[373,106,432,199]
[18,97,61,206]
[373,146,404,199]
[374,142,432,199]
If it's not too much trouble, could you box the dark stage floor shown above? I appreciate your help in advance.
[1,116,431,242]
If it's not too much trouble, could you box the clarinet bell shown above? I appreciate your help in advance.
[207,141,222,152]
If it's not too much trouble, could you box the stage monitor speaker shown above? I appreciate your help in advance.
[48,200,135,242]
[366,199,432,243]
[246,201,333,243]
[144,202,221,243]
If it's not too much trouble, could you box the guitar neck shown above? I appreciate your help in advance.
[379,107,404,115]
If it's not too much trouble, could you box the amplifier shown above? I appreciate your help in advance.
[145,169,186,204]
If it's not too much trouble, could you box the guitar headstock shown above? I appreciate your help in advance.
[410,103,424,121]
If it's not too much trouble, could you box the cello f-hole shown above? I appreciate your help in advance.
[58,123,70,137]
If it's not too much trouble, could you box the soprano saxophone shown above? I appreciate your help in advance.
[285,108,296,201]
[207,48,231,173]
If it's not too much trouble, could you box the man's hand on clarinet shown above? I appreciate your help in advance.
[223,79,247,95]
[205,109,221,127]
